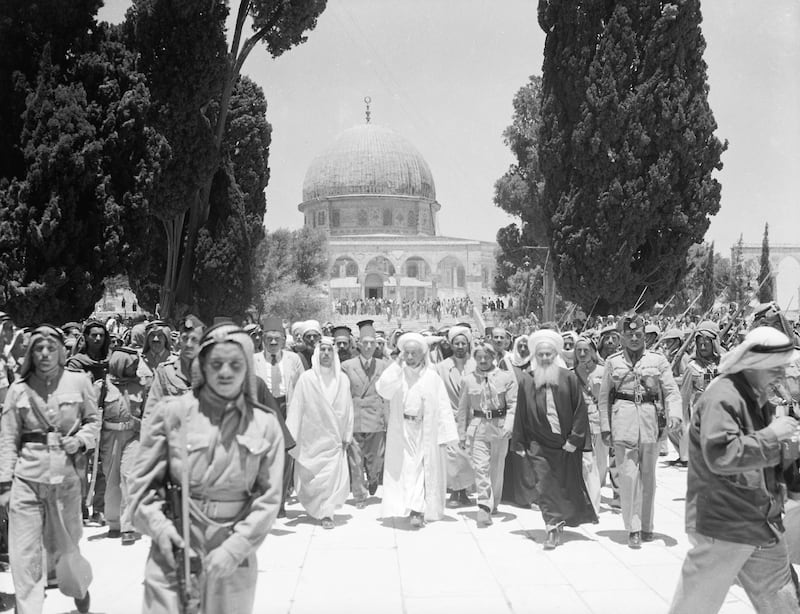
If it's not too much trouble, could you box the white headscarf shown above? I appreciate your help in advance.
[528,329,568,369]
[718,327,798,375]
[311,336,342,402]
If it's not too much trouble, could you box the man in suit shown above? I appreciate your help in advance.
[341,320,389,506]
[253,316,304,516]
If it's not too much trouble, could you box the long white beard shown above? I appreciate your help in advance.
[533,363,560,389]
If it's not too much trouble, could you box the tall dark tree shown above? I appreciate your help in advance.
[192,77,272,322]
[757,222,774,303]
[537,0,726,313]
[131,0,327,316]
[700,241,716,312]
[728,234,748,305]
[0,0,102,181]
[0,26,167,325]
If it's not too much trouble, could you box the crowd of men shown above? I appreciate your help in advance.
[332,296,476,322]
[1,298,799,613]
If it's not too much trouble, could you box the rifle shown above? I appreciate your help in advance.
[655,294,676,318]
[632,286,648,313]
[578,297,600,334]
[651,293,701,354]
[669,301,717,372]
[164,417,201,614]
[719,275,772,349]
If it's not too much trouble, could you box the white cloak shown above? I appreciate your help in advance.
[376,362,458,521]
[286,369,353,519]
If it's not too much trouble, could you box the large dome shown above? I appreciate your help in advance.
[302,124,436,202]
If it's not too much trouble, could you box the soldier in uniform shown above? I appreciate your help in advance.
[341,320,389,506]
[127,323,285,614]
[660,327,690,461]
[0,325,99,613]
[142,315,205,421]
[675,321,723,468]
[599,314,682,549]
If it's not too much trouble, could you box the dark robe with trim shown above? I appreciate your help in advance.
[511,367,597,528]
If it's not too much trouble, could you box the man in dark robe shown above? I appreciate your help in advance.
[512,329,597,550]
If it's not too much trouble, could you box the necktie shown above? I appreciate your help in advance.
[271,354,282,397]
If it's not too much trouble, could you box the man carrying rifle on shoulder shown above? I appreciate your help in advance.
[126,324,285,613]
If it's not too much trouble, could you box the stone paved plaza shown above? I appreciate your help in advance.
[3,458,759,614]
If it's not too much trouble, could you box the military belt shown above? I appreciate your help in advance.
[615,392,657,404]
[20,432,48,445]
[103,420,137,431]
[473,408,507,420]
[190,496,249,519]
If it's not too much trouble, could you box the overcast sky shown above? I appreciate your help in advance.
[99,0,800,256]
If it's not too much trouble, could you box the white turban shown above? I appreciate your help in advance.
[397,332,427,353]
[719,327,798,375]
[529,329,564,354]
[448,326,472,345]
[529,329,567,369]
[303,320,322,336]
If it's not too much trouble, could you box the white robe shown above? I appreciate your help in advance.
[376,362,458,521]
[286,368,353,519]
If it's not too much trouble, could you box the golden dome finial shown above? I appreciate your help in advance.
[364,96,372,124]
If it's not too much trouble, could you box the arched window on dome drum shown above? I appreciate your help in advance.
[318,211,326,226]
[358,209,368,227]
[407,208,417,228]
[382,209,392,226]
[331,209,340,227]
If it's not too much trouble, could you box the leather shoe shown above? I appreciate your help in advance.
[74,591,91,614]
[641,531,654,542]
[121,531,141,546]
[277,506,286,518]
[409,512,425,528]
[89,511,106,526]
[321,517,334,529]
[106,529,121,539]
[477,507,493,526]
[628,531,642,549]
[543,529,559,551]
[368,482,378,496]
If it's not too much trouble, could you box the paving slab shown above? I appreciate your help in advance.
[0,456,759,614]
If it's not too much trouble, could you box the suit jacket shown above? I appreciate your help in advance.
[341,356,388,432]
[253,350,305,404]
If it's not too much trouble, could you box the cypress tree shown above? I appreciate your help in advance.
[757,222,774,303]
[538,0,726,313]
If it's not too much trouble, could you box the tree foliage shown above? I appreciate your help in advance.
[758,222,774,303]
[0,22,167,325]
[252,227,328,318]
[537,0,726,313]
[493,76,548,295]
[130,0,327,315]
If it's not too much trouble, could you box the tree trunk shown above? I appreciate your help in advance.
[160,212,186,319]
